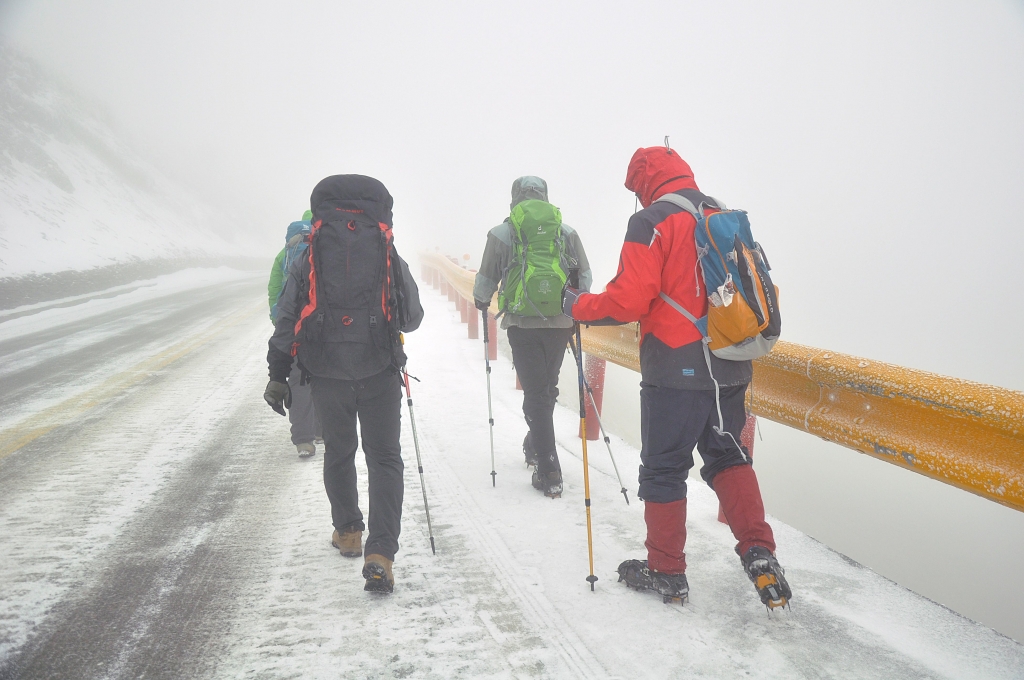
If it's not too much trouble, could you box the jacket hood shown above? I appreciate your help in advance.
[624,147,699,208]
[285,220,311,242]
[510,176,548,210]
[310,174,394,226]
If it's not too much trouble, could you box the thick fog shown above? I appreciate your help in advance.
[3,0,1023,388]
[3,0,1024,641]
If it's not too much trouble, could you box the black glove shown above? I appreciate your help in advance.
[474,298,491,312]
[264,380,291,416]
[562,286,583,318]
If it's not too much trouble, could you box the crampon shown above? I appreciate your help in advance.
[617,559,689,605]
[741,546,791,612]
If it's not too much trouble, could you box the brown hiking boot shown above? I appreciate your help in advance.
[363,554,394,593]
[331,529,363,558]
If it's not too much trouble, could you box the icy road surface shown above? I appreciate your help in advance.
[0,268,1021,679]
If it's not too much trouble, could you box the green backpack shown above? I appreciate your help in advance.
[498,199,569,318]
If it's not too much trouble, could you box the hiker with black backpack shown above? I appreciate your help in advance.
[267,211,322,459]
[561,145,792,611]
[264,175,423,594]
[473,176,592,498]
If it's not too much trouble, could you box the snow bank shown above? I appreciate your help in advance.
[0,46,254,278]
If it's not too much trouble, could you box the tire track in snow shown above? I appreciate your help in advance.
[0,298,269,677]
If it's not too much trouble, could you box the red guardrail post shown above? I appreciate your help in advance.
[719,414,757,523]
[487,315,498,361]
[467,304,479,339]
[459,294,468,323]
[447,281,457,304]
[579,355,605,440]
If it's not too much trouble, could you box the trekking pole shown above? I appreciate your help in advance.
[402,367,436,554]
[583,374,630,506]
[482,309,497,487]
[568,340,629,505]
[569,271,598,592]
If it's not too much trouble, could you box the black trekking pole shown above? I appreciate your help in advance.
[482,309,497,486]
[568,271,598,592]
[402,368,436,554]
[569,347,629,505]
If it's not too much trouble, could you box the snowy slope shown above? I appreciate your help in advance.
[0,46,252,278]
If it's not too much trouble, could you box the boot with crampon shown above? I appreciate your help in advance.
[740,546,791,611]
[617,560,689,604]
[363,554,394,593]
[531,469,562,498]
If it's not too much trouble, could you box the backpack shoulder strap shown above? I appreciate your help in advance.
[654,193,700,218]
[655,191,727,217]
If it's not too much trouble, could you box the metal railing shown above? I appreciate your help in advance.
[420,252,1024,513]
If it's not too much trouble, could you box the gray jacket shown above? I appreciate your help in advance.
[473,221,592,330]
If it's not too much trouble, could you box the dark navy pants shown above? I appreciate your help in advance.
[638,382,751,503]
[311,370,404,561]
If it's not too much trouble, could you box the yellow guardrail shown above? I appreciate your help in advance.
[420,252,1024,513]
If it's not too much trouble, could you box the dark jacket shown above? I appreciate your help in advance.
[570,148,751,390]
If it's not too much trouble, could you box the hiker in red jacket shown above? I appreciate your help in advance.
[561,145,792,609]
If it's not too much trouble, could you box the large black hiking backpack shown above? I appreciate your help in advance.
[293,175,408,374]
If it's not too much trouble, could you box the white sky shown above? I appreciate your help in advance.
[2,0,1023,389]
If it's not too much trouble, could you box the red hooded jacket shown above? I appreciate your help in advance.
[570,147,752,389]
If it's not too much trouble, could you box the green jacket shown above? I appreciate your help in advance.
[268,247,287,322]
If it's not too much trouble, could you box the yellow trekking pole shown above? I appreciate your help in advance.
[569,270,598,591]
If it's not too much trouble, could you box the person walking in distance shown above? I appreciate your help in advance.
[561,146,792,608]
[473,176,592,498]
[267,211,322,459]
[264,175,423,594]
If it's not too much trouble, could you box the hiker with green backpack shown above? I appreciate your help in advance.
[473,176,592,497]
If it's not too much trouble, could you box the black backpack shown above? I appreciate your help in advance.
[294,175,408,373]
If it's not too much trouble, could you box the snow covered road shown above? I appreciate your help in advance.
[1,269,1022,679]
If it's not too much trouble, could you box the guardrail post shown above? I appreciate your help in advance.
[447,281,457,304]
[458,294,468,323]
[579,355,605,440]
[439,274,446,295]
[718,414,757,523]
[467,304,479,339]
[487,315,497,361]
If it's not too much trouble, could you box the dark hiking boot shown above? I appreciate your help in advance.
[617,559,689,604]
[297,442,316,459]
[363,554,394,593]
[331,529,363,558]
[740,546,792,610]
[532,470,563,498]
[522,434,538,467]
